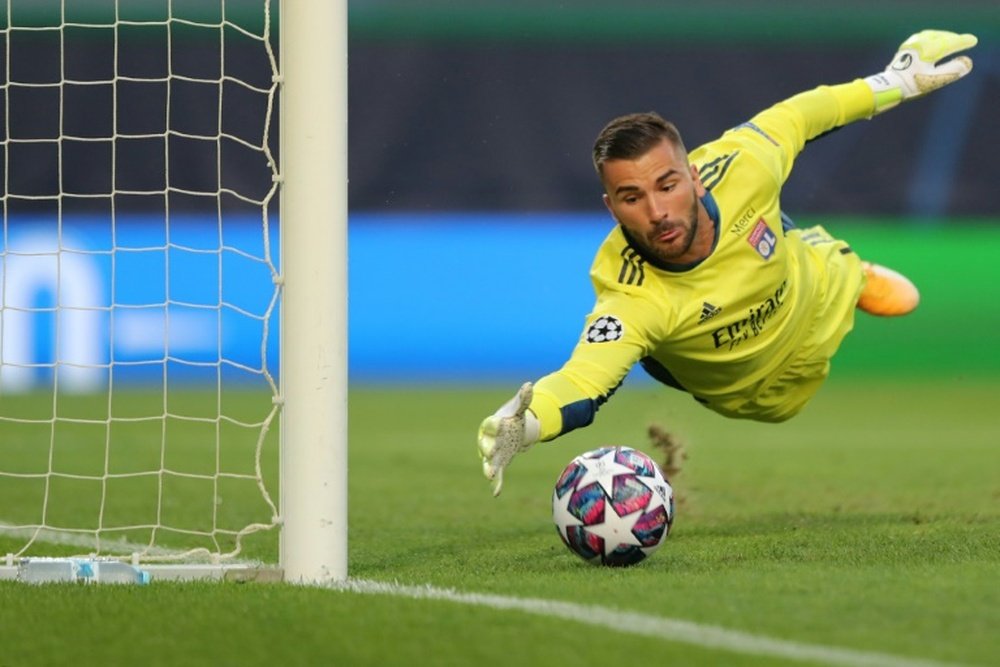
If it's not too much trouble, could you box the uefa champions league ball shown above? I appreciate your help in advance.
[552,446,674,566]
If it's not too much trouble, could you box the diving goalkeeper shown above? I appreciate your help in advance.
[477,30,978,496]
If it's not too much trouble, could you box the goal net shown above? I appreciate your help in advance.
[0,0,291,571]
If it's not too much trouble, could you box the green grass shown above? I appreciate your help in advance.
[1,377,998,666]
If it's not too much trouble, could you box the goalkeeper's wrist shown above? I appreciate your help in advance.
[522,409,541,449]
[863,73,905,115]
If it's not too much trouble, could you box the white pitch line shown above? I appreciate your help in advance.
[2,524,974,667]
[333,579,973,667]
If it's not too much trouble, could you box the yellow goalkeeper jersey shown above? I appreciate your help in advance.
[531,80,877,441]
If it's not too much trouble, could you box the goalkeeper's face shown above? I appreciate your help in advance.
[600,138,710,265]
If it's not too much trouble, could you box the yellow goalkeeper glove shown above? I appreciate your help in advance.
[477,382,540,497]
[864,30,977,114]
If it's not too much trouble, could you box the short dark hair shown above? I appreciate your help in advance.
[592,112,687,174]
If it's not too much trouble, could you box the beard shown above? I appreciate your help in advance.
[633,197,701,265]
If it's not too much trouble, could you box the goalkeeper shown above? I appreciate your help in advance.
[478,30,978,496]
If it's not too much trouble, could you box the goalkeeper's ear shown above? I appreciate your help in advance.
[864,30,977,115]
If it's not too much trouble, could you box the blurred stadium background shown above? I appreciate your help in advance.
[1,0,998,391]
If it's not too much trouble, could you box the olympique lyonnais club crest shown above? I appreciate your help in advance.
[586,316,624,343]
[748,219,777,260]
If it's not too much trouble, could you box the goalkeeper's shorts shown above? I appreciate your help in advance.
[705,224,864,423]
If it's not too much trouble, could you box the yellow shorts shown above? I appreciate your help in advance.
[706,225,864,423]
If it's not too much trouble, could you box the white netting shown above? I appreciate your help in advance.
[0,0,281,563]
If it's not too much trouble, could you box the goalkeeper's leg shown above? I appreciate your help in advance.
[783,213,918,318]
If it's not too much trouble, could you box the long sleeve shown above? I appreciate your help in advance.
[531,286,670,441]
[728,80,876,186]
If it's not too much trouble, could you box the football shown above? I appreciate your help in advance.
[552,446,674,566]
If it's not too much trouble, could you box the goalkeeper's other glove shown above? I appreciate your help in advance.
[864,30,977,115]
[477,382,540,497]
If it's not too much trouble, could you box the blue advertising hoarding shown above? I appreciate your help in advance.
[0,212,613,390]
[1,214,280,391]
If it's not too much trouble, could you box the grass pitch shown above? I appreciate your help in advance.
[0,377,998,666]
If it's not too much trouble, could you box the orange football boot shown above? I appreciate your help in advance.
[857,261,920,316]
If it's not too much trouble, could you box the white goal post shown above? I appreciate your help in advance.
[0,0,347,584]
[279,0,348,583]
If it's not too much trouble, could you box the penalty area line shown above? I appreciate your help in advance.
[332,579,971,667]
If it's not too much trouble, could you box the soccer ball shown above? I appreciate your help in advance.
[552,446,674,566]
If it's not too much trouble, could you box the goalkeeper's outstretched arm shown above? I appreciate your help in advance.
[735,29,977,185]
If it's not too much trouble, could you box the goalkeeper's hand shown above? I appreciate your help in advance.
[477,382,540,497]
[864,30,977,114]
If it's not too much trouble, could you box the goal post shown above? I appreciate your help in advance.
[278,0,349,583]
[0,0,348,584]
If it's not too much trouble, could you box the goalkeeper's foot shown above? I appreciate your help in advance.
[857,262,920,316]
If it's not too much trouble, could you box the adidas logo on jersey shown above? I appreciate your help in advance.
[699,302,722,323]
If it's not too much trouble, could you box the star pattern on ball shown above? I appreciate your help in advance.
[574,449,637,499]
[645,478,671,512]
[551,487,584,543]
[584,497,644,556]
